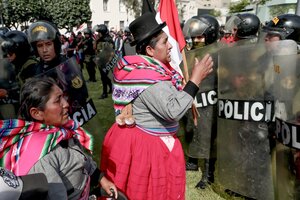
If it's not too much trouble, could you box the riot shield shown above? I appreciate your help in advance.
[272,42,300,200]
[36,57,97,126]
[216,41,297,199]
[183,42,221,159]
[94,42,118,79]
[95,43,120,82]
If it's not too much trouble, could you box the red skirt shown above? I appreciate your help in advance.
[100,123,186,200]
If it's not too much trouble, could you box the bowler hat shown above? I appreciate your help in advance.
[129,12,166,46]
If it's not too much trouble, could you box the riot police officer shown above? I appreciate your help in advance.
[0,32,20,119]
[182,14,219,189]
[235,13,260,41]
[221,13,260,45]
[94,24,113,99]
[263,14,300,46]
[262,14,300,200]
[183,14,219,50]
[27,21,65,75]
[82,28,96,82]
[27,21,88,116]
[2,30,38,84]
[0,27,10,36]
[216,14,276,200]
[122,27,136,56]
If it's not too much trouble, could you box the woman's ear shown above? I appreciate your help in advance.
[145,45,154,57]
[29,107,44,122]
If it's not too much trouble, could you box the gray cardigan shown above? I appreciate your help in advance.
[133,81,196,133]
[29,138,97,200]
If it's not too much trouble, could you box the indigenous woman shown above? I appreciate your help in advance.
[101,12,213,200]
[0,77,118,200]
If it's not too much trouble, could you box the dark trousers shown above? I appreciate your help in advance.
[86,60,96,81]
[99,67,112,95]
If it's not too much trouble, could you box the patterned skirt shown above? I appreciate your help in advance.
[100,123,186,200]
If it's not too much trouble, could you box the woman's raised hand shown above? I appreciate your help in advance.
[189,54,213,86]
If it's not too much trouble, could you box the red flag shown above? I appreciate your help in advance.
[156,0,186,75]
[158,0,186,50]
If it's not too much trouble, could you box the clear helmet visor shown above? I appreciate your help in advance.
[224,15,242,33]
[183,18,209,40]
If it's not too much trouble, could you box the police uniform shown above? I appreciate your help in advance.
[94,24,113,99]
[27,21,89,116]
[182,14,220,189]
[83,30,96,82]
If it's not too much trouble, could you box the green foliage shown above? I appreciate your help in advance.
[210,9,222,17]
[122,0,158,18]
[229,0,250,13]
[122,0,142,18]
[43,0,91,30]
[0,0,91,30]
[269,3,296,18]
[229,0,271,14]
[256,0,270,5]
[1,0,37,28]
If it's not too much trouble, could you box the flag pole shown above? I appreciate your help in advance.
[181,48,199,126]
[181,49,189,82]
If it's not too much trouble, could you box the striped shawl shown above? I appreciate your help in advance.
[0,119,93,176]
[112,55,183,114]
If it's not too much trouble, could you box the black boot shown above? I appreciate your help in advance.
[185,157,198,171]
[195,158,215,189]
[99,93,108,99]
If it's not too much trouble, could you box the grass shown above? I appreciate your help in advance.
[81,68,244,200]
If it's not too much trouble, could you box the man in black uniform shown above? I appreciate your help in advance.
[2,30,38,85]
[82,28,96,82]
[27,21,88,115]
[94,24,113,99]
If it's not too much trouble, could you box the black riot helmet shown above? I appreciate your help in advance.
[263,14,300,43]
[235,13,260,39]
[183,14,219,46]
[95,24,109,36]
[3,31,32,62]
[27,21,61,56]
[83,28,93,36]
[0,27,10,36]
[124,26,131,35]
[194,14,219,44]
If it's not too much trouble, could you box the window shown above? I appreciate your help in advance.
[103,0,108,12]
[120,21,125,30]
[104,21,109,28]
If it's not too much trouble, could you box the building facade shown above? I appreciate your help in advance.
[89,0,296,31]
[89,0,231,31]
[90,0,135,31]
[236,0,297,24]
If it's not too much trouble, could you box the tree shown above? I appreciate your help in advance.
[43,0,91,31]
[269,4,296,18]
[1,0,40,29]
[0,0,91,31]
[229,0,250,13]
[229,0,270,14]
[122,0,143,18]
[210,9,221,17]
